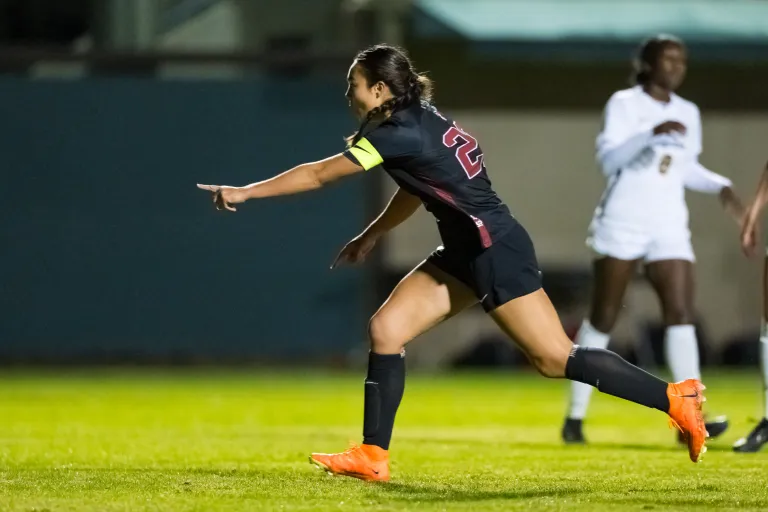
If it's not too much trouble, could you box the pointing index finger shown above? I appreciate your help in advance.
[330,250,347,270]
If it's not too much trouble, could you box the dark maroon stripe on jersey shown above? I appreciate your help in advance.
[471,215,493,249]
[428,185,493,249]
[429,185,457,206]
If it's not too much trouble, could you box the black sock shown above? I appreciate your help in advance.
[363,351,405,450]
[565,346,670,413]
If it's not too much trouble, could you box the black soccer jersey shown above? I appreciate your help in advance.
[344,102,518,252]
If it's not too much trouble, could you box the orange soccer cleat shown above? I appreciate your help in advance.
[309,444,390,482]
[667,379,708,463]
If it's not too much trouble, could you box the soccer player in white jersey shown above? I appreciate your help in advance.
[734,164,768,452]
[561,35,745,444]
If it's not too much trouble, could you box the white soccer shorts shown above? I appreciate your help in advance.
[587,219,695,263]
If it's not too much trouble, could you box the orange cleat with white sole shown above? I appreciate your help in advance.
[667,379,708,463]
[309,444,390,482]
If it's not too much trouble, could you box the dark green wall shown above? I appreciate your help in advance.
[0,77,368,362]
[409,40,768,111]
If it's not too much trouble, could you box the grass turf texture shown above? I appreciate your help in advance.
[1,370,767,511]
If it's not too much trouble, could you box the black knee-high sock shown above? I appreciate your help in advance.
[565,346,670,413]
[363,351,405,450]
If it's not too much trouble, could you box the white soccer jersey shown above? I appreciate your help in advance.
[592,85,731,231]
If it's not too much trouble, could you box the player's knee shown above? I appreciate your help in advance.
[589,308,619,334]
[367,313,405,354]
[529,349,568,379]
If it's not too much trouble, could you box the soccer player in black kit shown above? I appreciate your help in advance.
[198,44,708,481]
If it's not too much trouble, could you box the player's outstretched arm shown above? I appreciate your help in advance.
[682,162,744,222]
[746,165,768,220]
[741,163,768,255]
[197,154,363,212]
[331,187,421,269]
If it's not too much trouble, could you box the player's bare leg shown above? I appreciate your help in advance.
[564,256,638,443]
[489,288,707,463]
[310,261,477,481]
[646,259,729,440]
[734,255,768,452]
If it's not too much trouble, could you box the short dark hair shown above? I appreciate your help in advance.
[632,34,685,85]
[347,44,433,146]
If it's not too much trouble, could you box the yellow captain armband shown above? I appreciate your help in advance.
[348,137,383,171]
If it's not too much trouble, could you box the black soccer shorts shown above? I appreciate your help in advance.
[427,223,543,312]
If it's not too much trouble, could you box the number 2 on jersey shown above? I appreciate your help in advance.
[443,124,484,179]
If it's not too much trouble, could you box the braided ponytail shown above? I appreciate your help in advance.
[405,72,432,106]
[345,44,434,146]
[348,97,399,146]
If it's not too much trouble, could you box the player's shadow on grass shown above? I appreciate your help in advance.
[577,442,679,452]
[428,439,682,453]
[377,482,586,503]
[585,442,733,453]
[412,438,720,453]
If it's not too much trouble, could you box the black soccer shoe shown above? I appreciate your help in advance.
[705,415,729,438]
[677,415,728,444]
[562,418,586,444]
[733,418,768,453]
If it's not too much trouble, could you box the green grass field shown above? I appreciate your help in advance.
[1,370,767,511]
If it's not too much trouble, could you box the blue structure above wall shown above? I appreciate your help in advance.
[412,0,768,62]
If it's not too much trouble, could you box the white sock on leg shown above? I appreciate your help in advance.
[567,319,611,420]
[760,320,768,420]
[664,324,701,382]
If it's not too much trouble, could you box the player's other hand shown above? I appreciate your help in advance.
[331,233,378,269]
[197,184,247,212]
[653,121,686,136]
[740,206,761,258]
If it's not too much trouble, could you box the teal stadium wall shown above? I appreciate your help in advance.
[0,77,367,362]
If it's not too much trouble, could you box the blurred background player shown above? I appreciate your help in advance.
[199,44,709,479]
[562,35,743,444]
[734,163,768,453]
